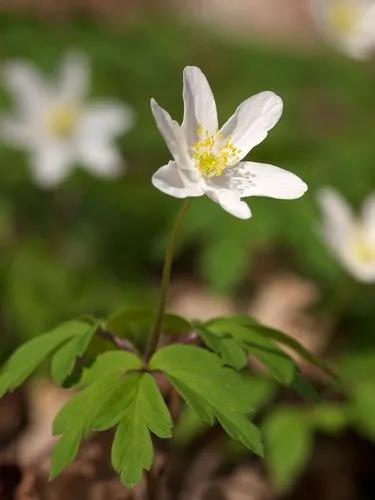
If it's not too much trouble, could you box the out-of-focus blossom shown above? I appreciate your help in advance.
[0,53,133,187]
[151,66,307,220]
[310,0,375,59]
[318,188,375,282]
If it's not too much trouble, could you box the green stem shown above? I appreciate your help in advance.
[145,199,191,362]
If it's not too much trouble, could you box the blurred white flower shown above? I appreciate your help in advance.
[151,66,307,220]
[0,52,133,187]
[318,188,375,282]
[310,0,375,59]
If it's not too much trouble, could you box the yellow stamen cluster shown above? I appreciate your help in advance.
[193,125,239,178]
[47,105,79,138]
[328,1,359,35]
[351,229,375,263]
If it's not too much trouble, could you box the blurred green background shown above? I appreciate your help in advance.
[0,1,374,497]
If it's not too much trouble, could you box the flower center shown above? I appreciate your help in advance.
[47,105,79,138]
[328,1,359,35]
[193,126,239,177]
[351,229,375,263]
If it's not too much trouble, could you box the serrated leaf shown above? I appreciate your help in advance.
[215,316,337,382]
[51,383,99,479]
[51,323,97,385]
[50,427,82,481]
[139,374,173,438]
[263,407,313,491]
[93,373,142,431]
[218,413,263,456]
[197,325,247,370]
[111,373,173,488]
[51,351,143,479]
[79,350,143,386]
[0,320,91,397]
[205,319,296,385]
[150,345,263,456]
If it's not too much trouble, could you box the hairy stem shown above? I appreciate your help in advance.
[145,199,191,362]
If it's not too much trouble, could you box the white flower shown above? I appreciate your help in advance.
[150,66,307,220]
[0,52,133,187]
[310,0,375,59]
[318,188,375,282]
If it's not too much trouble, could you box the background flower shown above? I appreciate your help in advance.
[310,0,375,59]
[318,187,375,282]
[0,52,134,187]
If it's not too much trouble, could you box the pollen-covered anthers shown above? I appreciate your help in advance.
[47,104,79,138]
[328,1,359,35]
[193,126,239,177]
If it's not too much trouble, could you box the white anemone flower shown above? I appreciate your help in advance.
[310,0,375,59]
[318,188,375,282]
[0,52,133,187]
[150,66,307,220]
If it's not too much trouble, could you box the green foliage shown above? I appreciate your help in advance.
[203,316,337,382]
[150,344,263,456]
[197,325,248,370]
[263,407,313,492]
[105,307,192,349]
[112,373,173,488]
[51,351,144,480]
[0,320,97,395]
[52,349,172,489]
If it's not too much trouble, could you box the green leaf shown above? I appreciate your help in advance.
[111,373,173,488]
[205,319,296,385]
[350,380,375,441]
[106,307,192,338]
[79,350,143,386]
[51,382,100,479]
[150,345,263,456]
[139,373,173,438]
[93,373,142,431]
[0,320,91,397]
[310,404,348,433]
[263,407,313,491]
[197,325,247,370]
[51,351,144,479]
[51,323,98,385]
[218,316,337,382]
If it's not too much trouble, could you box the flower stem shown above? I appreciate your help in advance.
[145,199,191,362]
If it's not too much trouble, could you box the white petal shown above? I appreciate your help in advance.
[79,102,133,139]
[341,253,375,283]
[78,140,123,177]
[150,98,193,170]
[181,66,218,148]
[206,188,252,219]
[219,91,283,162]
[57,52,89,102]
[208,162,307,199]
[31,143,73,187]
[0,116,34,147]
[317,187,354,251]
[152,161,204,199]
[2,60,48,113]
